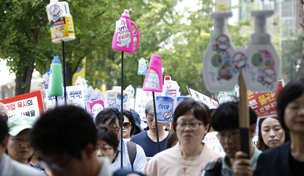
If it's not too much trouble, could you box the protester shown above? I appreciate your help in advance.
[130,111,143,134]
[30,106,115,176]
[7,115,35,166]
[144,100,222,176]
[130,100,170,157]
[0,115,45,176]
[256,116,289,151]
[233,78,304,176]
[96,125,119,163]
[202,101,261,176]
[122,110,139,141]
[95,108,147,172]
[165,133,178,149]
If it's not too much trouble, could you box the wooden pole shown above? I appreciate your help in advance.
[238,73,250,158]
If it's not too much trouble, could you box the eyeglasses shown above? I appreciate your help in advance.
[10,138,30,145]
[217,131,239,141]
[176,122,203,129]
[123,122,131,128]
[95,146,113,153]
[40,152,80,173]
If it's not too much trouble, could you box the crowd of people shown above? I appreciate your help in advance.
[0,78,303,176]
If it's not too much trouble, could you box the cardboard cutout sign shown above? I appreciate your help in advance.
[0,91,44,119]
[187,86,219,109]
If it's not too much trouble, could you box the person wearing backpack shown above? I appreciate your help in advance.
[95,108,147,172]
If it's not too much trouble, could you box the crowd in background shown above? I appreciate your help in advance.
[0,78,303,176]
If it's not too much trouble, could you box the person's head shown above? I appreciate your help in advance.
[130,110,142,134]
[172,100,210,146]
[95,125,119,163]
[211,101,257,159]
[166,132,178,149]
[0,115,9,156]
[30,106,97,176]
[7,115,35,163]
[256,117,289,151]
[0,103,8,121]
[277,78,304,134]
[145,100,164,133]
[122,110,136,139]
[95,108,121,140]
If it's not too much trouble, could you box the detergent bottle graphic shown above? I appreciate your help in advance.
[46,0,75,43]
[112,10,140,53]
[49,56,63,96]
[202,12,237,92]
[243,10,280,92]
[143,55,163,93]
[138,57,148,75]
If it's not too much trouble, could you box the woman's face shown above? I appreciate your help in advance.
[284,92,304,133]
[175,110,208,146]
[123,116,132,138]
[7,129,34,163]
[95,140,117,162]
[261,118,285,148]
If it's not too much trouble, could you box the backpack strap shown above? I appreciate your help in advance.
[204,157,222,176]
[127,141,137,170]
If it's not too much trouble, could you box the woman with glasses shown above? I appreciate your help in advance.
[95,125,119,163]
[7,115,35,166]
[144,100,222,176]
[122,110,140,141]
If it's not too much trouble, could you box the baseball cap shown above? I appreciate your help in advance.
[7,115,34,136]
[131,111,143,132]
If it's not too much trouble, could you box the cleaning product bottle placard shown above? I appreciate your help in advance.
[138,57,148,75]
[155,96,174,123]
[144,70,159,89]
[115,18,131,47]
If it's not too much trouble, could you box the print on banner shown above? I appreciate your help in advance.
[155,96,174,123]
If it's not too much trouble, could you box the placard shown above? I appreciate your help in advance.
[247,80,283,118]
[86,100,105,117]
[46,86,85,109]
[0,91,44,119]
[187,86,219,109]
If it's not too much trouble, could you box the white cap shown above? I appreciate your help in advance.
[211,12,232,34]
[122,9,130,18]
[251,10,274,44]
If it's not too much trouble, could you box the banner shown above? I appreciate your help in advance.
[247,80,283,118]
[46,86,85,109]
[187,86,219,109]
[0,91,44,119]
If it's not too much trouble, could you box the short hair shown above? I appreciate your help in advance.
[0,115,8,143]
[30,106,97,158]
[122,110,136,136]
[95,108,121,127]
[145,100,154,116]
[211,101,257,131]
[277,78,304,131]
[96,124,119,162]
[256,117,290,151]
[172,100,210,133]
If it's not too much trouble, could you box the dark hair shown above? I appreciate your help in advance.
[172,100,210,133]
[30,106,97,159]
[277,78,304,131]
[96,124,119,162]
[211,101,257,131]
[256,117,290,151]
[166,132,178,149]
[95,108,121,127]
[0,115,8,143]
[122,110,136,136]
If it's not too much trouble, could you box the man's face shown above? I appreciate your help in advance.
[41,151,88,176]
[146,114,163,133]
[217,129,240,159]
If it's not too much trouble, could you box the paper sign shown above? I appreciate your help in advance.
[46,86,85,109]
[104,91,130,110]
[187,86,219,109]
[86,100,105,117]
[247,80,283,118]
[203,132,225,155]
[0,91,44,119]
[155,96,174,123]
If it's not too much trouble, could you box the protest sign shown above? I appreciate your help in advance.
[86,100,105,117]
[46,86,85,109]
[0,91,44,119]
[187,86,219,109]
[247,80,283,118]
